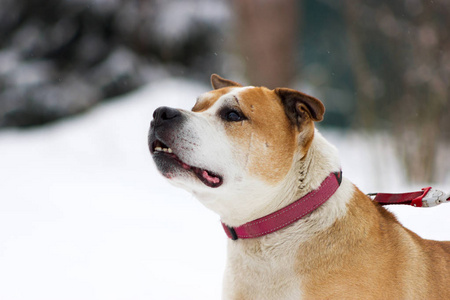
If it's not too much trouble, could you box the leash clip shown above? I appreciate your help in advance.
[421,187,450,207]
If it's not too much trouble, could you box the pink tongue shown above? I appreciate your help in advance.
[202,170,220,184]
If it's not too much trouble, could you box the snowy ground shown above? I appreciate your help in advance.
[1,78,449,300]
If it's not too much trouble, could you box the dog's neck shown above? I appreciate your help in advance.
[294,130,342,198]
[221,132,350,299]
[217,130,342,227]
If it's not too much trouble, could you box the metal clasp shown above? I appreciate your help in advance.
[421,187,450,207]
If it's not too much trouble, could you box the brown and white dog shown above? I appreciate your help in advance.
[148,74,450,299]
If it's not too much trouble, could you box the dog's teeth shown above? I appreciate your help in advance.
[154,146,173,153]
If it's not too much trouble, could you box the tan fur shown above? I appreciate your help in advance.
[297,187,450,299]
[192,87,315,184]
[224,88,299,184]
[192,88,234,112]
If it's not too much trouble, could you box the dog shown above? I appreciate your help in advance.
[148,74,450,299]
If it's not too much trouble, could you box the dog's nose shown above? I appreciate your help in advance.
[153,106,181,127]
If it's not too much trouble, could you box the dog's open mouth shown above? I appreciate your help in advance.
[150,139,223,188]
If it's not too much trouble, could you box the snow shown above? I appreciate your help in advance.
[0,78,449,299]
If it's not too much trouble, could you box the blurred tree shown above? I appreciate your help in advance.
[0,0,230,127]
[343,0,450,183]
[231,0,299,88]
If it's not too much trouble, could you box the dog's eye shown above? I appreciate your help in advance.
[222,109,245,122]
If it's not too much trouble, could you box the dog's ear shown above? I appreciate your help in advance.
[275,88,325,126]
[211,74,242,89]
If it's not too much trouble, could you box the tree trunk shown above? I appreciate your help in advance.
[232,0,299,88]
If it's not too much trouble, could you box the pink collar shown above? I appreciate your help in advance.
[221,171,342,240]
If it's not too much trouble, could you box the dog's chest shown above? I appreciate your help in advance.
[223,240,303,300]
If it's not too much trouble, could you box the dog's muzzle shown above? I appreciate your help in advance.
[148,106,223,188]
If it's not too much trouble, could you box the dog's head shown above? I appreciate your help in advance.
[148,74,325,223]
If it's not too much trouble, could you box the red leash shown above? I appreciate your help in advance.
[369,187,450,207]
